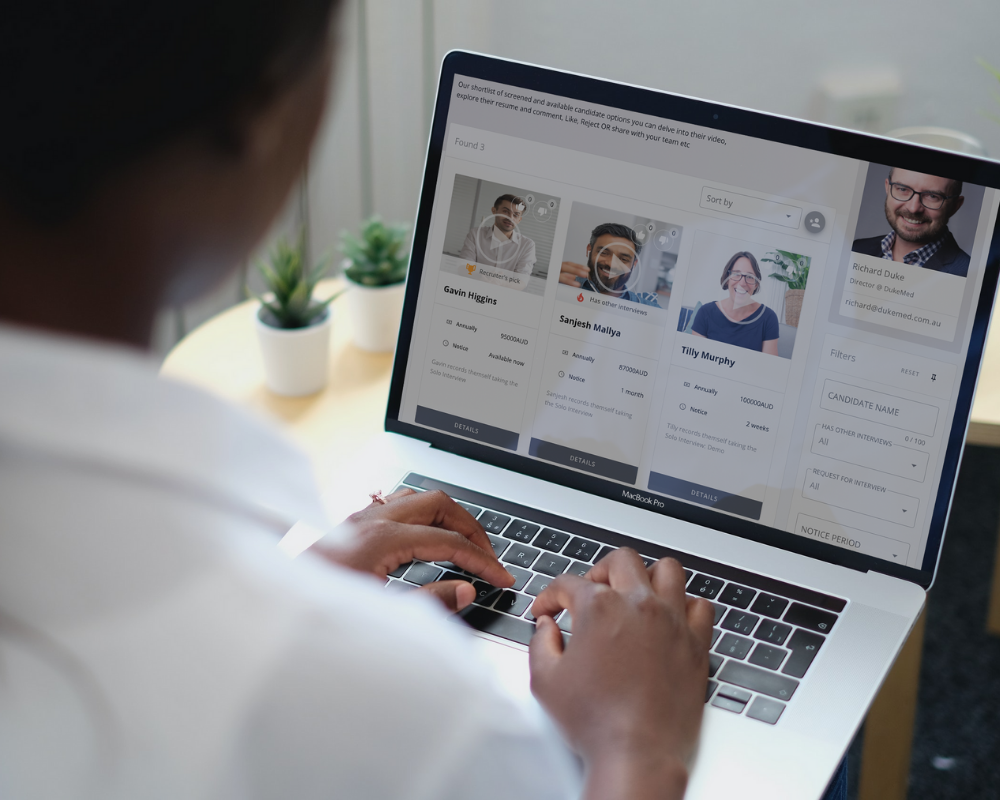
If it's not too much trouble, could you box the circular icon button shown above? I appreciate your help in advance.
[653,229,678,251]
[804,211,826,233]
[524,194,536,206]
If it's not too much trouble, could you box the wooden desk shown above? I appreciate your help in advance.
[163,291,1000,800]
[160,281,393,488]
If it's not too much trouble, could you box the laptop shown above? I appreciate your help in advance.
[312,51,1000,798]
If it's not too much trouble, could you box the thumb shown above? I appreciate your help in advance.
[528,615,564,687]
[418,580,476,612]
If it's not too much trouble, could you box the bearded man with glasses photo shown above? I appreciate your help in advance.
[690,251,780,355]
[852,167,970,277]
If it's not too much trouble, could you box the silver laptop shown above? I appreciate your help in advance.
[319,52,1000,798]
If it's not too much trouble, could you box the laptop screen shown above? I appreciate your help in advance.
[387,52,1000,587]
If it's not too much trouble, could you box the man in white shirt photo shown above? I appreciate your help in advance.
[459,193,538,275]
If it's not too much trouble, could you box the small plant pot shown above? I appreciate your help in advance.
[783,289,805,327]
[255,306,332,396]
[345,278,406,352]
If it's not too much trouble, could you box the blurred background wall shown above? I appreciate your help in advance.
[154,0,1000,356]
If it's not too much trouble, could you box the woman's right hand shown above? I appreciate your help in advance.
[529,549,714,800]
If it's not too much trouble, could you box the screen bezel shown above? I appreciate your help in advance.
[385,50,1000,591]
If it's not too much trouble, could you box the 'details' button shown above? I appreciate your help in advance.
[647,472,762,520]
[529,438,638,484]
[415,406,519,450]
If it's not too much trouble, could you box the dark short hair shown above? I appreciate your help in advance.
[721,251,761,294]
[888,168,963,204]
[2,0,340,224]
[589,223,643,256]
[493,194,526,212]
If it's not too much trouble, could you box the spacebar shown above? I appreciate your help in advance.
[459,606,536,646]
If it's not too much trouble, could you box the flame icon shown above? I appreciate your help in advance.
[577,293,584,302]
[466,263,476,275]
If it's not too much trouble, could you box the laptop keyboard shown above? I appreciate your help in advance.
[384,474,847,725]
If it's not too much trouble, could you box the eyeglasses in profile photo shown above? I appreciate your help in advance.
[888,181,959,210]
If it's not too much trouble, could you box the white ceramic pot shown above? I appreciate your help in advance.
[255,306,332,396]
[345,278,406,352]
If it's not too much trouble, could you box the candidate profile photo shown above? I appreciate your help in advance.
[558,201,681,309]
[678,232,809,359]
[440,175,559,295]
[851,165,985,279]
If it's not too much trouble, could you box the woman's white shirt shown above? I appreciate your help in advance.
[0,324,578,800]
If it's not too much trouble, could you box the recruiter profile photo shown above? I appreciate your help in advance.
[440,174,559,295]
[678,231,808,359]
[558,201,681,309]
[851,165,986,278]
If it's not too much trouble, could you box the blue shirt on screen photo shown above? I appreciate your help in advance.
[691,301,779,352]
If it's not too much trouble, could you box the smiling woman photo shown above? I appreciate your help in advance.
[690,251,779,355]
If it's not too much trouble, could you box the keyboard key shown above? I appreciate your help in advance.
[754,621,792,646]
[689,574,725,599]
[595,545,617,562]
[721,609,760,636]
[782,629,825,678]
[718,661,799,701]
[385,579,416,592]
[716,684,752,704]
[564,537,600,562]
[437,570,468,584]
[472,581,503,606]
[750,593,789,619]
[565,561,591,578]
[718,583,756,609]
[403,562,442,586]
[503,520,540,543]
[494,591,532,617]
[506,565,532,591]
[459,606,536,646]
[684,569,693,584]
[457,501,483,518]
[708,653,724,677]
[535,553,570,577]
[480,512,511,534]
[711,695,747,714]
[746,696,786,725]
[525,574,554,596]
[783,603,838,634]
[705,680,719,703]
[711,628,722,646]
[748,643,787,671]
[712,602,725,626]
[388,562,410,578]
[716,633,753,660]
[502,543,541,570]
[536,529,570,552]
[487,534,509,558]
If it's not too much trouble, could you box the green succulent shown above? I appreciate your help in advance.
[254,232,341,329]
[762,250,810,291]
[340,217,409,287]
[980,58,1000,124]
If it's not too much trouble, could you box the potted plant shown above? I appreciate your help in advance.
[762,250,810,327]
[254,232,342,396]
[340,217,409,352]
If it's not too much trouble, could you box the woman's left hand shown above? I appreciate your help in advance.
[316,488,515,611]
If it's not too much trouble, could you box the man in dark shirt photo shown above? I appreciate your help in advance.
[852,167,970,277]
